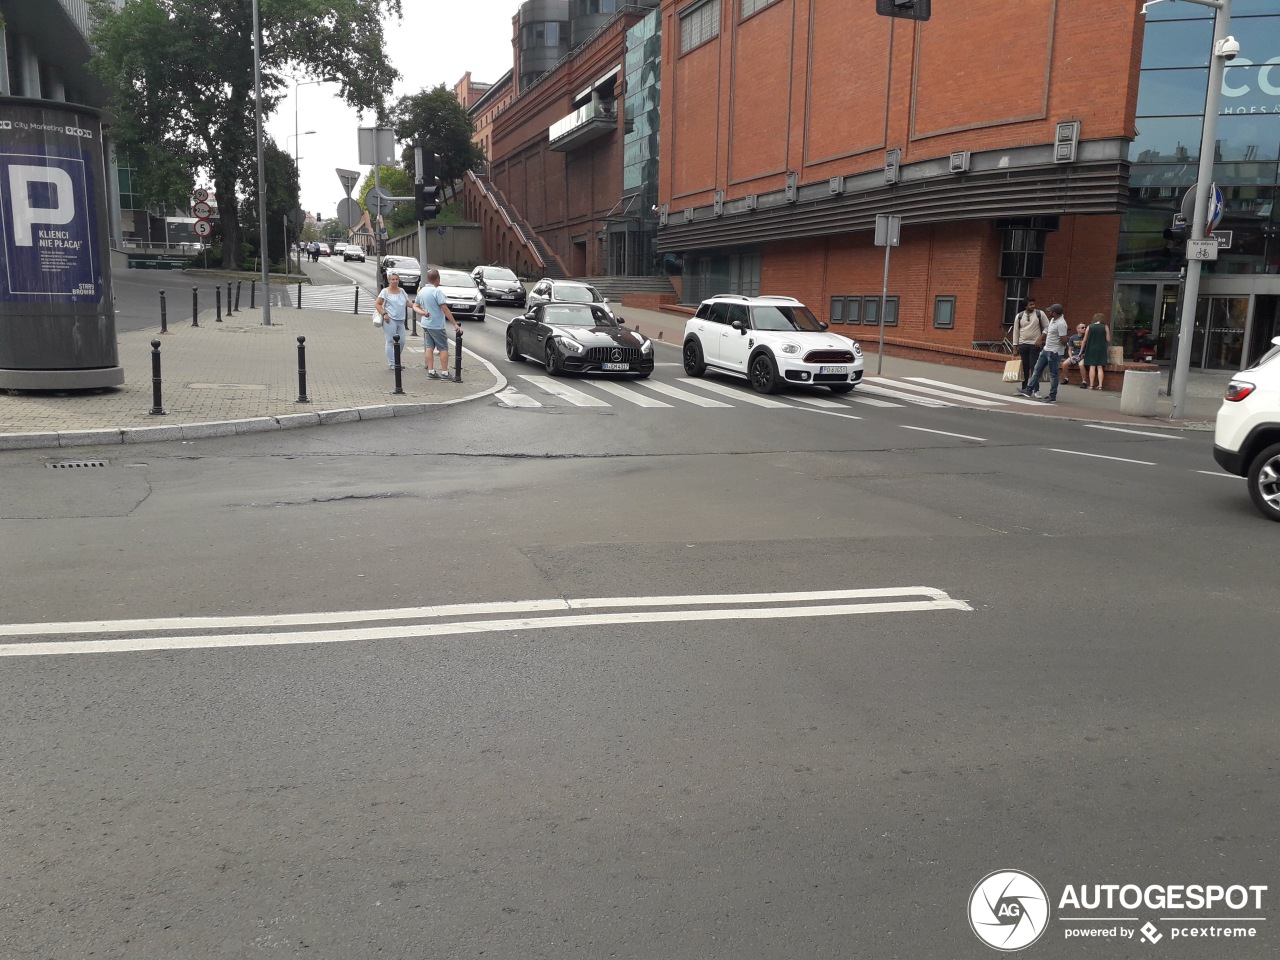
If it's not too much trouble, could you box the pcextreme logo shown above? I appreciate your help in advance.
[969,870,1269,951]
[969,870,1050,951]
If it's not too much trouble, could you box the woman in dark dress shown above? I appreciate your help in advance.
[1081,313,1112,390]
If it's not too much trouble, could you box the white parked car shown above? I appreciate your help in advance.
[1214,336,1280,521]
[683,294,864,394]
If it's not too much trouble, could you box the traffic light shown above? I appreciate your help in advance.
[415,179,440,222]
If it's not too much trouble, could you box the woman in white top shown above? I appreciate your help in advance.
[375,273,410,370]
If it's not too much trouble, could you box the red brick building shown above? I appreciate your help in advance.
[654,0,1144,351]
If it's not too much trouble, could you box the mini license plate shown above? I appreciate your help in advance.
[819,365,848,375]
[602,362,630,371]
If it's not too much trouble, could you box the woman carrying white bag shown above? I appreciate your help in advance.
[374,273,410,371]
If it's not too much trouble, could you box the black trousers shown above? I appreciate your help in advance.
[1018,343,1041,390]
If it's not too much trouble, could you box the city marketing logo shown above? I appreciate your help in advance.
[969,869,1050,951]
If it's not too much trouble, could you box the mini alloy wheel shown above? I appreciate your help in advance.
[750,353,779,394]
[683,338,706,376]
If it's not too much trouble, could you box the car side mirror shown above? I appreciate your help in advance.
[820,321,829,330]
[602,296,609,303]
[731,320,745,332]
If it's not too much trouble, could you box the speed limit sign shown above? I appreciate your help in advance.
[193,187,210,203]
[193,219,213,238]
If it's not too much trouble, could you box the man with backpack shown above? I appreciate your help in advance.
[1012,297,1048,395]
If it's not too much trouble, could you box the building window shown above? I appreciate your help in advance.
[680,0,720,54]
[117,165,141,210]
[741,0,779,18]
[1003,278,1032,328]
[860,296,899,327]
[830,296,864,325]
[933,296,956,329]
[578,0,619,14]
[830,298,844,323]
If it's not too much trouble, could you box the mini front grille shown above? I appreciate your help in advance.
[803,349,856,363]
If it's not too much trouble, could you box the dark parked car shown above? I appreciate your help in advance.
[506,302,654,377]
[378,256,421,294]
[471,265,527,306]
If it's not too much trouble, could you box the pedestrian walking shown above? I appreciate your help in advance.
[1081,313,1112,390]
[374,273,410,370]
[1062,322,1087,385]
[1020,303,1069,403]
[412,268,463,380]
[1012,297,1048,395]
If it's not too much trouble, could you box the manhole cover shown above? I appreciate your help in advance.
[47,459,110,469]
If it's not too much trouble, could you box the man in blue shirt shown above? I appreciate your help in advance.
[411,268,463,379]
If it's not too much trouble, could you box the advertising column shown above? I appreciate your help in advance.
[0,97,123,389]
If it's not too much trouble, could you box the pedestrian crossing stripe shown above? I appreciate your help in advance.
[676,377,791,408]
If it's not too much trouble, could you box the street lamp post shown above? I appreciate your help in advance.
[286,130,315,273]
[1148,0,1235,418]
[251,0,271,325]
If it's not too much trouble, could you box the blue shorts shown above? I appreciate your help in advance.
[423,327,449,350]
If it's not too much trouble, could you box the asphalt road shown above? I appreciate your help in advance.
[0,304,1275,959]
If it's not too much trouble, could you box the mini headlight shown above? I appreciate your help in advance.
[852,342,863,357]
[779,342,801,355]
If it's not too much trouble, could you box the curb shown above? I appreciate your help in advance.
[0,347,509,453]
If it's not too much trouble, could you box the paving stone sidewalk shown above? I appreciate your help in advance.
[0,306,502,450]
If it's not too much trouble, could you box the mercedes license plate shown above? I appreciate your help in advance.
[602,362,630,371]
[819,365,848,375]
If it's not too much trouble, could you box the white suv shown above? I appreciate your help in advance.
[683,295,864,394]
[1214,336,1280,521]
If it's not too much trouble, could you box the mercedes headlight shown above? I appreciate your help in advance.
[640,338,653,354]
[778,341,801,355]
[557,337,585,354]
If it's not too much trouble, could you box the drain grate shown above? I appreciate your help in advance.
[46,459,110,469]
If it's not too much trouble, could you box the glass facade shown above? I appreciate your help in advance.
[1125,7,1280,278]
[615,9,661,276]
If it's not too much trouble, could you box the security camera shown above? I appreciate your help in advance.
[1217,36,1240,61]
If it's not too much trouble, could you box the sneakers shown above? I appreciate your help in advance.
[1040,396,1057,404]
[1018,387,1041,398]
[438,371,453,381]
[426,369,438,379]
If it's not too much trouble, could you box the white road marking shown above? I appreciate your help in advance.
[1046,449,1156,466]
[845,393,901,408]
[497,388,542,408]
[0,594,973,657]
[637,380,732,407]
[785,394,847,409]
[590,380,672,407]
[1196,470,1242,480]
[519,375,610,407]
[2,586,953,637]
[1084,424,1183,440]
[901,426,987,443]
[903,377,1043,406]
[677,378,792,408]
[859,382,953,407]
[868,377,1006,406]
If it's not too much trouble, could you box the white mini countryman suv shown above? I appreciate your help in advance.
[1214,335,1280,521]
[683,295,864,394]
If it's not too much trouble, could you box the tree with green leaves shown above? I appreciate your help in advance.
[89,0,401,269]
[393,85,486,188]
[357,165,415,235]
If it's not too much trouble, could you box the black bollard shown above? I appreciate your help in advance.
[235,280,242,311]
[392,335,405,395]
[149,339,166,415]
[296,281,303,309]
[251,280,256,309]
[409,309,417,338]
[453,327,464,383]
[216,286,222,322]
[353,286,360,315]
[159,289,168,334]
[226,280,233,317]
[191,286,199,327]
[296,335,310,404]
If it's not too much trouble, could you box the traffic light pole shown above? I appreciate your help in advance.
[415,143,428,270]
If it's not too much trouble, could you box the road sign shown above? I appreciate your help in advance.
[1181,183,1224,233]
[874,213,902,247]
[335,168,361,197]
[366,186,394,217]
[193,219,213,238]
[336,197,362,228]
[1187,238,1219,262]
[193,187,209,203]
[357,127,397,167]
[192,200,212,219]
[1214,230,1233,249]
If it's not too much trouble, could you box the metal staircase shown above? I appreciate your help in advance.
[466,171,570,279]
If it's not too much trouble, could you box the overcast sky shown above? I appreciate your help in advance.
[264,1,518,221]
